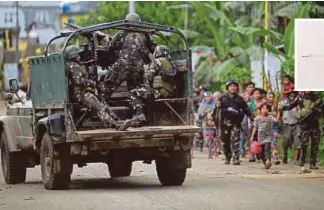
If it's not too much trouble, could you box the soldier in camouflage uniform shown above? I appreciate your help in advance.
[282,91,322,172]
[100,13,155,121]
[66,45,130,131]
[144,45,177,99]
[213,80,252,165]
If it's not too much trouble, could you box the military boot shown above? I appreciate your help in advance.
[310,158,319,170]
[99,109,118,128]
[309,164,318,170]
[232,158,241,165]
[132,106,147,122]
[224,156,231,165]
[117,120,131,131]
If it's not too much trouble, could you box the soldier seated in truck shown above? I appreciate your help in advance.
[144,45,178,99]
[66,45,130,131]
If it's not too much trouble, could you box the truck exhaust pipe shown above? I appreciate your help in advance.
[158,146,167,152]
[100,148,109,155]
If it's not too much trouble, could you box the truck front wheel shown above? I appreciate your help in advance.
[40,133,72,190]
[0,133,26,184]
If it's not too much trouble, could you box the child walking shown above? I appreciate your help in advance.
[250,103,280,169]
[267,92,281,165]
[198,92,217,158]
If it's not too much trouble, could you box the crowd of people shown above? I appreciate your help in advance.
[193,75,323,172]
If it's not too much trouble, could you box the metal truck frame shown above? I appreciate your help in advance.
[0,20,201,190]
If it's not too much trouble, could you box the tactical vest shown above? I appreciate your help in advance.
[220,94,245,125]
[153,58,175,98]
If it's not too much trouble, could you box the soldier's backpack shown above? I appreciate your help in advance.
[153,57,176,98]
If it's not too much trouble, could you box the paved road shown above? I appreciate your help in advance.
[1,152,324,210]
[0,102,324,209]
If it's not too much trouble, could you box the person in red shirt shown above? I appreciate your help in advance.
[281,75,294,102]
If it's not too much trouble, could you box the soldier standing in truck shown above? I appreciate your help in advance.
[100,13,155,122]
[66,45,130,131]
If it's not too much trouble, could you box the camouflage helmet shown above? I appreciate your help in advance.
[225,80,239,90]
[153,45,171,59]
[66,45,81,59]
[125,13,141,22]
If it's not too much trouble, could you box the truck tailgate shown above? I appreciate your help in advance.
[75,126,201,141]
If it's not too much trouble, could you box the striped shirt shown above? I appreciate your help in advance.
[253,115,274,145]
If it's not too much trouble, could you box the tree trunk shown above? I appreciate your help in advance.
[239,83,244,94]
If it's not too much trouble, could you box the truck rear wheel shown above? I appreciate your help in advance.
[156,167,186,186]
[156,151,189,186]
[40,133,72,190]
[0,133,26,184]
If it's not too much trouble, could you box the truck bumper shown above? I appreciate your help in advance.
[69,126,201,154]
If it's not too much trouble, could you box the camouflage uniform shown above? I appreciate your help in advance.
[144,45,177,99]
[67,46,119,127]
[286,92,322,169]
[101,13,154,119]
[213,80,251,165]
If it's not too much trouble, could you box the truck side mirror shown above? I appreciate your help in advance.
[9,79,19,94]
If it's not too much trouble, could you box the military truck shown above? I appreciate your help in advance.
[0,20,200,190]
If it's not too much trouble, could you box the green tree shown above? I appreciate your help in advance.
[191,2,282,92]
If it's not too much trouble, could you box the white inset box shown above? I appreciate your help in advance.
[295,19,324,91]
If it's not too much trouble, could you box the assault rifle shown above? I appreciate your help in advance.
[298,99,324,124]
[282,95,324,124]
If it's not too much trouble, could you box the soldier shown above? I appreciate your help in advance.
[213,80,252,165]
[281,91,322,172]
[101,13,154,121]
[66,45,130,131]
[144,45,177,99]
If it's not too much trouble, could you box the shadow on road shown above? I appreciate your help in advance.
[22,177,189,191]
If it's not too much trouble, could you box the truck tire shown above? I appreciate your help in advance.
[0,133,26,184]
[40,133,72,190]
[108,160,132,178]
[156,167,186,186]
[156,151,189,186]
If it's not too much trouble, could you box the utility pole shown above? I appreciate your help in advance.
[129,1,135,13]
[167,4,191,30]
[15,1,19,64]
